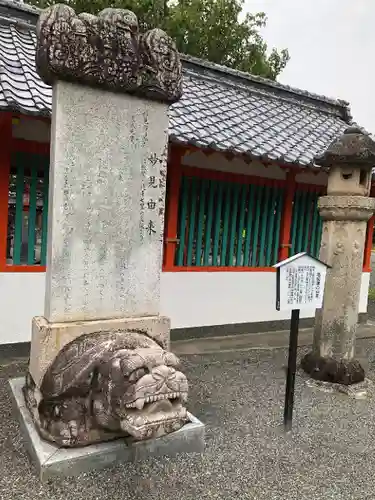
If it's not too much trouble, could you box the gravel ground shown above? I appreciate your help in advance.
[3,340,375,499]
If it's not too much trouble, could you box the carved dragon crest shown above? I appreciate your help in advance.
[36,4,182,102]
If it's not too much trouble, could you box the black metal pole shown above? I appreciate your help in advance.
[284,308,300,431]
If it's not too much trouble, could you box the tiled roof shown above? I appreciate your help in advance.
[0,0,353,167]
[0,23,51,115]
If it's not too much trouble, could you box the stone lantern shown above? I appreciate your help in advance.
[302,126,375,385]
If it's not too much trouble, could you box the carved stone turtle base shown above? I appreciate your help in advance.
[29,315,171,389]
[10,377,205,480]
[23,373,126,447]
[24,329,190,447]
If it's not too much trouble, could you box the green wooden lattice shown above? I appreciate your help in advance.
[8,152,49,266]
[175,175,285,267]
[290,188,323,259]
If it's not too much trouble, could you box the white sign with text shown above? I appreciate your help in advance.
[274,253,329,312]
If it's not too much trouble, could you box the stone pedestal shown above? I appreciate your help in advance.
[302,127,375,384]
[13,4,204,468]
[10,378,205,481]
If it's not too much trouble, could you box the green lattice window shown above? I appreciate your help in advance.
[175,173,285,267]
[290,187,324,259]
[7,151,49,266]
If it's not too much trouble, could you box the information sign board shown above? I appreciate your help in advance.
[273,252,330,431]
[274,252,329,312]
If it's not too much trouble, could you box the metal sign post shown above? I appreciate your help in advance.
[273,252,330,432]
[284,308,300,431]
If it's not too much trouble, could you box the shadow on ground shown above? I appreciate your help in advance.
[2,335,375,499]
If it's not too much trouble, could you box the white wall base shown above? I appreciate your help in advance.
[0,271,370,344]
[0,273,45,344]
[161,271,370,329]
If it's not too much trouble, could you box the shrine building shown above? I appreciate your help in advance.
[0,0,373,347]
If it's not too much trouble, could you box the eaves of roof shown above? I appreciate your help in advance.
[0,0,358,168]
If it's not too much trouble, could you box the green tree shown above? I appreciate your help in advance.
[29,0,289,80]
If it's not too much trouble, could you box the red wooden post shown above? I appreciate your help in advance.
[11,138,49,155]
[279,170,296,261]
[163,145,183,271]
[0,114,12,271]
[363,216,374,272]
[363,185,375,272]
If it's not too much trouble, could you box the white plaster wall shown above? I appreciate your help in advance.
[182,151,328,187]
[0,273,45,344]
[295,170,328,186]
[183,150,287,180]
[0,270,369,344]
[160,271,370,329]
[360,272,370,313]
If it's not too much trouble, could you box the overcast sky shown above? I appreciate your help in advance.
[244,0,375,133]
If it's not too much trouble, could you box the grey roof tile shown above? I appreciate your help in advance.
[0,6,354,167]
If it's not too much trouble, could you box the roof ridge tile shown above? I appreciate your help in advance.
[181,54,350,116]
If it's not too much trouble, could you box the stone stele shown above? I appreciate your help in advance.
[301,127,375,385]
[23,4,193,448]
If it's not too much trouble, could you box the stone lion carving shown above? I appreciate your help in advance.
[23,330,189,447]
[36,4,182,102]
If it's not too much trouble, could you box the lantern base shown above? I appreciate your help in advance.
[301,351,365,385]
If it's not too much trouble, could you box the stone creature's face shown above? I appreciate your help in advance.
[94,348,188,440]
[27,330,190,446]
[99,8,139,35]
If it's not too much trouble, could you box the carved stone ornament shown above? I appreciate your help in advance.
[318,195,375,221]
[23,330,189,447]
[36,4,183,103]
[315,126,375,168]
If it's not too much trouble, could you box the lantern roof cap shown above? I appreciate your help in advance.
[316,126,375,168]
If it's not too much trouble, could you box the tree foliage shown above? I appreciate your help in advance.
[29,0,289,80]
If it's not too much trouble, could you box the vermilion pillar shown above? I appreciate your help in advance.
[363,185,375,272]
[279,170,296,261]
[0,113,12,271]
[363,214,375,272]
[164,146,184,271]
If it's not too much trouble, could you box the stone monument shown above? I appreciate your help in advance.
[11,4,204,459]
[302,127,375,385]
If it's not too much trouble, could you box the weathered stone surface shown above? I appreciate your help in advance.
[318,195,375,220]
[25,330,189,446]
[29,315,171,387]
[316,126,375,167]
[302,128,375,385]
[10,377,204,481]
[301,352,365,385]
[45,81,168,323]
[303,215,370,383]
[325,166,371,197]
[36,4,182,103]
